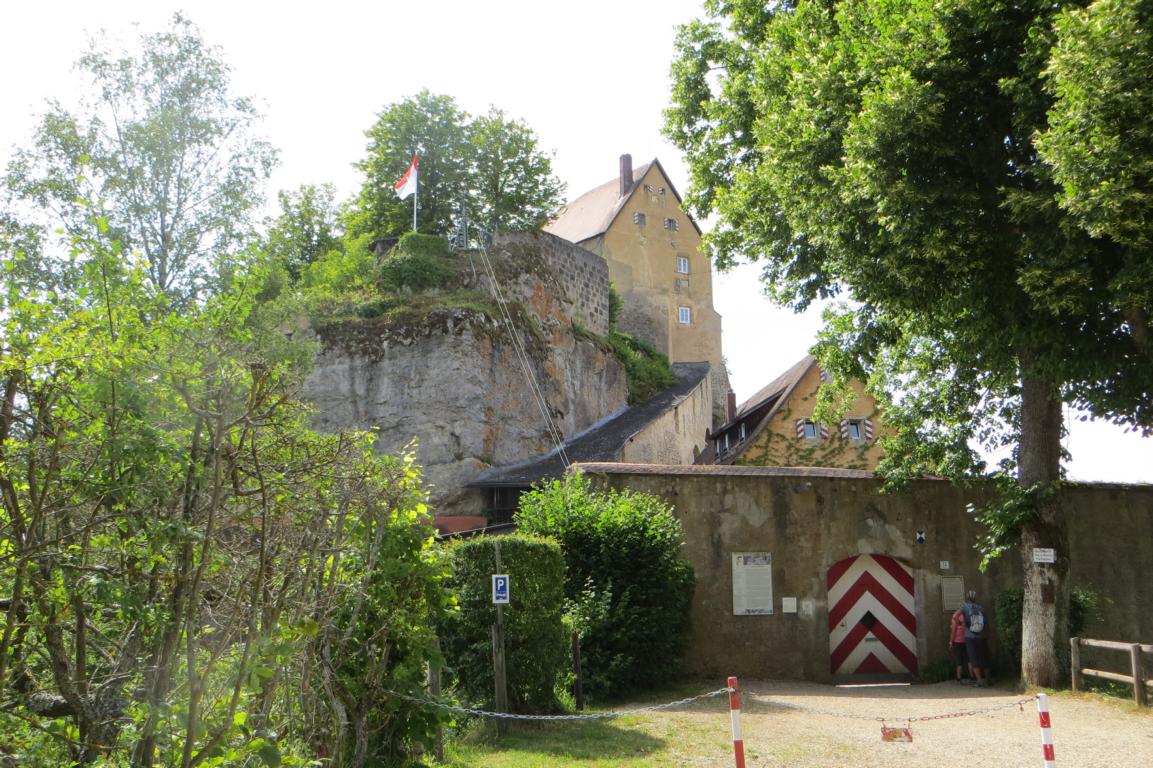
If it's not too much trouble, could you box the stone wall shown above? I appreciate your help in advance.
[621,371,712,465]
[579,465,1153,682]
[485,231,610,337]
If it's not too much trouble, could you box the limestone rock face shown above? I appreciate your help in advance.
[302,233,628,512]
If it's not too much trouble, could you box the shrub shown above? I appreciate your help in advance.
[379,234,455,292]
[515,473,695,699]
[993,586,1104,678]
[607,331,677,404]
[440,535,568,714]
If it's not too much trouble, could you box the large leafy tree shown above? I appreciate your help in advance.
[346,90,564,242]
[468,107,566,234]
[4,14,276,299]
[1038,0,1153,348]
[666,0,1153,686]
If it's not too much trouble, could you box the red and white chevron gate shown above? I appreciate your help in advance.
[827,554,917,679]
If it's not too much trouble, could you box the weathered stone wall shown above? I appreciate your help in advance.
[621,372,712,465]
[484,231,610,337]
[580,465,1153,682]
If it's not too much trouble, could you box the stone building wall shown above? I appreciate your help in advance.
[579,465,1153,682]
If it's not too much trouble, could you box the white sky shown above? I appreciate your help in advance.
[3,1,1149,483]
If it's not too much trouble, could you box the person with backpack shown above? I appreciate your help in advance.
[960,590,991,688]
[949,607,972,684]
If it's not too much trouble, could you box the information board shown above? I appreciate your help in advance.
[732,552,773,615]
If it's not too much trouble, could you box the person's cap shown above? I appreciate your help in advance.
[966,590,977,600]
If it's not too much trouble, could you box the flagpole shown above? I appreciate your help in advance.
[414,176,418,232]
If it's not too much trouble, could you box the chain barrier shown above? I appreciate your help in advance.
[381,685,734,721]
[744,691,1037,725]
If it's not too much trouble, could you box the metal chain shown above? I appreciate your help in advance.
[381,686,734,721]
[744,692,1036,724]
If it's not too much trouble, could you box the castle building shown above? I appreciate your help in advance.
[545,155,730,418]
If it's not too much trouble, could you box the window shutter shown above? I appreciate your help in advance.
[864,417,874,441]
[795,419,806,438]
[840,419,850,438]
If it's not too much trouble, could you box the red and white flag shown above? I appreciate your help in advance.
[394,154,419,199]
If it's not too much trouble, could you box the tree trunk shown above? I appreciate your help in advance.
[1016,369,1067,688]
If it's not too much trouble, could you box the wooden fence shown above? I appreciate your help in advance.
[1070,637,1152,706]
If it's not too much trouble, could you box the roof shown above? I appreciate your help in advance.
[543,158,701,244]
[736,355,817,418]
[573,462,879,480]
[469,362,711,488]
[698,355,819,466]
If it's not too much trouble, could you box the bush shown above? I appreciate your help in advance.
[440,535,568,714]
[379,234,455,292]
[515,473,695,699]
[607,331,677,404]
[993,586,1103,678]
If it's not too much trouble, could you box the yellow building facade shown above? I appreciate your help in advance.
[706,356,887,471]
[545,156,726,379]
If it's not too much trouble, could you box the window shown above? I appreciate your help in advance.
[739,422,747,441]
[633,211,646,226]
[842,417,872,442]
[676,256,690,274]
[678,306,691,324]
[664,217,679,231]
[721,432,731,452]
[797,420,821,441]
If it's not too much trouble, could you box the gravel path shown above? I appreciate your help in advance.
[730,680,1153,767]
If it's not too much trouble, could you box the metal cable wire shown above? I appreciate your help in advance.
[382,686,734,721]
[743,692,1037,723]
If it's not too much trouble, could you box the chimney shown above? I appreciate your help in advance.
[726,391,737,423]
[619,154,633,198]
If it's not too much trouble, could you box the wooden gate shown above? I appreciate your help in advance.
[827,554,917,680]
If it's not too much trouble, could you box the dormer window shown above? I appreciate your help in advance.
[634,212,646,226]
[664,217,679,231]
[739,422,747,441]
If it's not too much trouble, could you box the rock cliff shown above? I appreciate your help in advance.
[302,232,628,513]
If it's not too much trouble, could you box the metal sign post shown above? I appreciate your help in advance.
[492,542,509,735]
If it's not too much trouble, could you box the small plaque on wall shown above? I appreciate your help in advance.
[781,597,798,614]
[941,576,964,611]
[732,552,773,615]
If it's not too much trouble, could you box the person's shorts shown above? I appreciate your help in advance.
[965,637,990,668]
[951,641,969,667]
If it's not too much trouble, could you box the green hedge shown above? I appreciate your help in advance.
[440,535,568,714]
[515,473,695,699]
[379,233,455,292]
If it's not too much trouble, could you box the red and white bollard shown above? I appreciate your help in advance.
[1036,693,1056,767]
[728,676,746,768]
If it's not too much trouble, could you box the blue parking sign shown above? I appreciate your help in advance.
[492,574,510,604]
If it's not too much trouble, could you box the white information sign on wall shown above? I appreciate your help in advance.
[941,576,965,611]
[732,552,773,615]
[1033,548,1056,564]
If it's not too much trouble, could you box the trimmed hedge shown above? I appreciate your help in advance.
[440,535,568,714]
[515,473,695,699]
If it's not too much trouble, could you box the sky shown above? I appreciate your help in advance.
[2,1,1150,483]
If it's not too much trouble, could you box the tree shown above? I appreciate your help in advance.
[1037,0,1153,351]
[468,108,566,234]
[666,0,1153,686]
[345,91,564,242]
[0,225,448,766]
[266,183,341,281]
[4,13,276,299]
[346,90,472,241]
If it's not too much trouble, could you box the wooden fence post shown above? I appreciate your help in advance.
[571,631,584,711]
[428,638,444,763]
[1131,644,1146,707]
[1069,637,1082,692]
